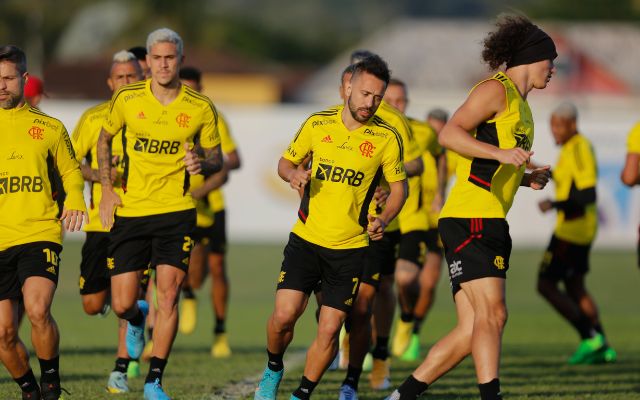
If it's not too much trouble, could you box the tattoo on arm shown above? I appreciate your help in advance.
[97,129,114,188]
[202,145,223,175]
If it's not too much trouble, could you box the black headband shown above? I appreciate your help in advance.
[507,26,557,69]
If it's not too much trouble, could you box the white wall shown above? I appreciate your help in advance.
[40,95,640,248]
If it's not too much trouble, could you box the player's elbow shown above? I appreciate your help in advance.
[621,169,637,187]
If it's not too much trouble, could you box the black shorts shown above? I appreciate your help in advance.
[108,209,196,275]
[439,218,511,296]
[0,242,62,301]
[192,210,227,254]
[425,228,444,255]
[79,232,110,295]
[278,233,365,313]
[539,235,591,281]
[362,230,401,289]
[397,230,429,267]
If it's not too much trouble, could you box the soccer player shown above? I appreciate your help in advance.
[71,50,144,393]
[621,120,640,265]
[400,108,450,361]
[0,45,86,400]
[254,55,407,400]
[386,15,555,400]
[97,29,222,400]
[333,58,423,398]
[178,66,242,358]
[537,102,616,364]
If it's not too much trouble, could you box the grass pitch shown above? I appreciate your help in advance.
[0,241,638,399]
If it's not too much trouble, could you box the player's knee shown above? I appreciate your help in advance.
[536,278,555,298]
[0,324,18,347]
[491,304,508,331]
[25,303,51,327]
[81,297,104,316]
[317,322,341,346]
[352,295,373,320]
[271,307,298,331]
[157,287,180,312]
[111,298,136,318]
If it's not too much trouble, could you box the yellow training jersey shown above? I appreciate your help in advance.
[553,133,598,244]
[283,105,406,249]
[369,100,421,232]
[0,104,86,251]
[626,122,640,154]
[72,101,124,232]
[440,72,534,219]
[446,150,458,180]
[103,80,221,217]
[411,118,443,229]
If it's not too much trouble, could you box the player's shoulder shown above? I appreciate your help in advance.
[628,121,640,138]
[81,100,110,121]
[301,104,341,128]
[26,106,67,134]
[182,85,216,109]
[369,115,403,146]
[111,80,147,104]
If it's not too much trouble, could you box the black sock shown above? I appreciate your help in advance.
[478,378,502,400]
[147,327,154,341]
[14,369,38,393]
[267,350,284,372]
[145,357,168,384]
[344,317,351,333]
[113,358,129,373]
[292,376,318,400]
[570,314,595,339]
[397,375,428,399]
[371,336,389,360]
[215,318,226,334]
[182,287,195,299]
[400,312,414,323]
[128,308,144,326]
[38,356,60,384]
[342,365,362,391]
[412,317,423,334]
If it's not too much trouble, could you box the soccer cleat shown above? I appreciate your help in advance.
[602,346,618,363]
[289,396,302,400]
[179,298,197,335]
[584,345,618,364]
[211,333,232,358]
[391,320,413,357]
[106,371,129,393]
[369,358,391,390]
[384,389,401,400]
[127,360,141,378]
[40,381,68,400]
[568,333,605,365]
[21,389,41,400]
[400,334,420,361]
[126,300,149,359]
[339,384,358,400]
[142,340,154,362]
[143,378,170,400]
[338,328,350,370]
[255,366,284,400]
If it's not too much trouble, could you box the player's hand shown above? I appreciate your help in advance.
[288,169,312,191]
[374,186,389,208]
[538,198,553,213]
[367,214,386,241]
[529,165,551,190]
[184,143,202,175]
[496,148,533,168]
[100,188,122,230]
[60,208,87,232]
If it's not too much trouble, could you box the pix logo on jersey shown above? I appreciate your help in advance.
[315,163,364,187]
[133,137,181,154]
[27,126,44,140]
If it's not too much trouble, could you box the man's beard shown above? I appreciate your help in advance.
[0,92,22,109]
[348,97,373,123]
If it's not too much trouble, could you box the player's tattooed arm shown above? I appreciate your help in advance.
[97,128,114,188]
[201,144,224,175]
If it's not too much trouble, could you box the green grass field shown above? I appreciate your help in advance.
[1,241,639,399]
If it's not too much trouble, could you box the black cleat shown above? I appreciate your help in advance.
[40,381,69,400]
[21,389,41,399]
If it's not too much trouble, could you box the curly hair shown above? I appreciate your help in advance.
[482,15,538,70]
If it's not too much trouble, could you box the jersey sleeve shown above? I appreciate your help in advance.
[103,94,124,136]
[71,109,95,162]
[572,139,597,190]
[218,113,237,154]
[54,127,87,212]
[627,122,640,154]
[398,116,420,162]
[198,102,221,149]
[282,119,313,165]
[381,130,406,183]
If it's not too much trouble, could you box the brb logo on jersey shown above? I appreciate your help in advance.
[133,137,181,154]
[0,176,44,195]
[316,163,364,187]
